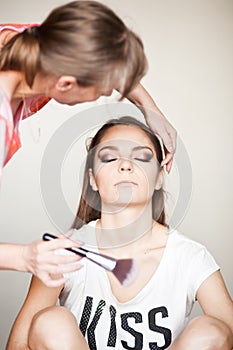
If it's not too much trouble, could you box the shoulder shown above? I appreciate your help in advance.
[169,229,206,251]
[167,229,218,266]
[152,223,205,254]
[168,230,219,283]
[71,220,98,249]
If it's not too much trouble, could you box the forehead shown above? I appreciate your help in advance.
[98,124,155,149]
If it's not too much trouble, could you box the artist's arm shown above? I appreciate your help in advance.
[0,118,6,182]
[197,270,233,347]
[0,238,82,287]
[126,83,177,173]
[6,275,62,350]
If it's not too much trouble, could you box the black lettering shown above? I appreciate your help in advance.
[79,297,106,350]
[148,307,172,350]
[79,296,93,336]
[121,312,143,349]
[107,305,117,347]
[87,299,106,350]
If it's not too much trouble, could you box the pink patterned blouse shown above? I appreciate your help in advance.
[0,24,50,181]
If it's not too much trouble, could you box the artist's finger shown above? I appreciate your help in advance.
[56,263,84,275]
[161,129,177,155]
[39,273,66,288]
[161,153,174,174]
[49,262,83,276]
[44,279,66,288]
[32,251,80,269]
[37,261,83,277]
[49,232,83,246]
[39,237,81,252]
[165,157,174,174]
[52,253,83,265]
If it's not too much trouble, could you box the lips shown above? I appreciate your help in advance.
[114,180,138,186]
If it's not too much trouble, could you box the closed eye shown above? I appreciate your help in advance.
[98,154,118,163]
[134,157,152,162]
[100,157,117,163]
[98,147,119,163]
[132,146,154,162]
[133,152,153,162]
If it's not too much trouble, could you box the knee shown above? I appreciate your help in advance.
[180,315,232,350]
[28,306,78,349]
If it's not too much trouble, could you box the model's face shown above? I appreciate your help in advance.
[90,125,163,211]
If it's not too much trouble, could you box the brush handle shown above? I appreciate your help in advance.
[42,233,117,272]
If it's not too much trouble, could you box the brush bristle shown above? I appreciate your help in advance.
[112,259,138,287]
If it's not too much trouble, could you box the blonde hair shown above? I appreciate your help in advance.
[0,1,147,95]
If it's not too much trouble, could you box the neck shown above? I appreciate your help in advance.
[0,71,49,101]
[0,71,23,100]
[0,71,49,116]
[97,202,154,248]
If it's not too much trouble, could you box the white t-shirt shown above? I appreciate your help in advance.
[60,223,219,350]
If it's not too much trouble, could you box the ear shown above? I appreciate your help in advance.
[89,169,98,191]
[55,75,77,92]
[155,169,164,190]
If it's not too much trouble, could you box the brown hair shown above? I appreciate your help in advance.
[0,1,147,93]
[72,116,166,230]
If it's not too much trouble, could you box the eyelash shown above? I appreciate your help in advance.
[100,157,151,163]
[134,158,151,162]
[101,158,117,163]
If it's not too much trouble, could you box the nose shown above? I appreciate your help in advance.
[118,158,133,173]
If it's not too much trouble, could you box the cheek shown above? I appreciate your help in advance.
[136,163,159,187]
[94,167,113,190]
[94,172,118,203]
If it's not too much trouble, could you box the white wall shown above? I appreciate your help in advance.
[0,0,232,348]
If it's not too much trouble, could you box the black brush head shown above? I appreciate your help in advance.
[112,259,138,287]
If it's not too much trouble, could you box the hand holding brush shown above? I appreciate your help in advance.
[43,233,137,287]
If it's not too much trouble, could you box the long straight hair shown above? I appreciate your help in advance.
[72,116,166,230]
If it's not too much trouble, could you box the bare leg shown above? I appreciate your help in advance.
[28,306,90,350]
[169,315,233,350]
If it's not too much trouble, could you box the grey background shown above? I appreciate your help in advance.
[0,0,233,348]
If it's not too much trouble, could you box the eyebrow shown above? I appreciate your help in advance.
[98,145,154,153]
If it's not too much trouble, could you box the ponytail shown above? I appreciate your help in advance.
[0,1,147,93]
[0,27,40,87]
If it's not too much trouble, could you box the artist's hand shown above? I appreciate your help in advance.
[126,83,177,173]
[21,235,82,287]
[144,109,177,173]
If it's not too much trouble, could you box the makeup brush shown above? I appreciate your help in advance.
[43,233,137,287]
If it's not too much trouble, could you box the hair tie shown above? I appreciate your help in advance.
[25,26,40,38]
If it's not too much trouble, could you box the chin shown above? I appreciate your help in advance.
[53,98,79,106]
[67,101,79,106]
